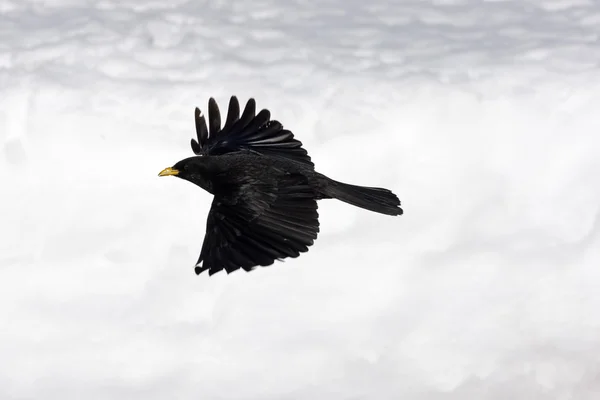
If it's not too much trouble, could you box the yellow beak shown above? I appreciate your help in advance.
[158,167,179,177]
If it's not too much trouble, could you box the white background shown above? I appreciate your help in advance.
[2,0,600,398]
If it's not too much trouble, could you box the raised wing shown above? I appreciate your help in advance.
[194,174,320,275]
[190,96,314,167]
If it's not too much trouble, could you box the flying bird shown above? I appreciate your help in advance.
[159,96,403,275]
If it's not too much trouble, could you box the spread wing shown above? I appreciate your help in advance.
[195,174,320,275]
[190,96,314,167]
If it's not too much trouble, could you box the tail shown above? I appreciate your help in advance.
[324,180,403,216]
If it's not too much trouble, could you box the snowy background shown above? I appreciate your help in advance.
[2,0,600,398]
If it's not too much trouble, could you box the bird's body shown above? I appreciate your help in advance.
[174,151,320,196]
[159,96,403,275]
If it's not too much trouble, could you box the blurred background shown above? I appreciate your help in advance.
[1,0,600,398]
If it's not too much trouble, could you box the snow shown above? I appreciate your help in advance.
[2,0,600,398]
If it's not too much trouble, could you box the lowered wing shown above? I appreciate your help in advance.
[195,173,320,275]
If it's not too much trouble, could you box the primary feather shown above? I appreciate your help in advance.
[190,96,314,167]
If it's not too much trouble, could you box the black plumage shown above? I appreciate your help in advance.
[159,96,403,275]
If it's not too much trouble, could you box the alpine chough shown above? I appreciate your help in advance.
[159,96,403,275]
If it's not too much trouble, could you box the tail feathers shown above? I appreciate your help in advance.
[327,181,403,216]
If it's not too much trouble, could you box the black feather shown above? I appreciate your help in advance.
[194,107,208,150]
[189,96,314,166]
[194,173,319,275]
[236,98,256,131]
[191,138,201,155]
[222,96,240,134]
[208,97,221,138]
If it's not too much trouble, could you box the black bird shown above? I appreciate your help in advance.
[159,96,403,275]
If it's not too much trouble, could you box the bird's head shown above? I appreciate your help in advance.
[158,156,212,192]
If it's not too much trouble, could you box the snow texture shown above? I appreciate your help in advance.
[2,0,600,398]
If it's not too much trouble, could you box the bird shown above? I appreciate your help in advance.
[159,96,403,276]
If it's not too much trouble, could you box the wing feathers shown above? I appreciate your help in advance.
[190,138,201,155]
[195,177,319,275]
[189,96,313,166]
[194,107,208,151]
[222,95,240,133]
[208,97,221,138]
[236,98,256,131]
